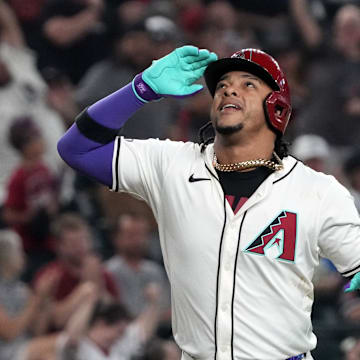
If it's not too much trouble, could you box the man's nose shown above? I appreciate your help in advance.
[224,86,238,97]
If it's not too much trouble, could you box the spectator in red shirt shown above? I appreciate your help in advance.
[3,116,59,281]
[34,212,119,332]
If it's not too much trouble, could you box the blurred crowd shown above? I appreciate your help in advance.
[1,0,360,359]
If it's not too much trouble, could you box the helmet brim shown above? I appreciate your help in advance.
[204,57,279,97]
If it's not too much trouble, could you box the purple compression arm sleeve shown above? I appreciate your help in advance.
[57,82,147,187]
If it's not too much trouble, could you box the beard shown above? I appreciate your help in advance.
[215,122,244,135]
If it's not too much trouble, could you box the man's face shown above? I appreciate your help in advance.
[334,5,360,54]
[115,217,149,258]
[58,228,91,265]
[210,71,272,137]
[116,31,154,69]
[98,320,128,347]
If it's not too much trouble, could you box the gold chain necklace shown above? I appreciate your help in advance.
[213,151,284,172]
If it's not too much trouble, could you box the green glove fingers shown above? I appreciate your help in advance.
[182,48,217,64]
[176,45,201,58]
[186,56,218,73]
[142,45,218,98]
[185,67,209,85]
[344,272,360,292]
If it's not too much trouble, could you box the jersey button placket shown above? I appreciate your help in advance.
[221,344,230,353]
[221,302,229,312]
[224,261,231,271]
[216,217,240,360]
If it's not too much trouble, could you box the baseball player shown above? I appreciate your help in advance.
[58,46,360,359]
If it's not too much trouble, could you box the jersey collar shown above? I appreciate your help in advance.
[203,143,298,182]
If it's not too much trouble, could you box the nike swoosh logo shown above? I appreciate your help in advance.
[189,174,211,183]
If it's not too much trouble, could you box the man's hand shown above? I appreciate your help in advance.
[144,283,162,305]
[345,272,360,292]
[142,45,218,97]
[81,254,103,287]
[35,269,60,297]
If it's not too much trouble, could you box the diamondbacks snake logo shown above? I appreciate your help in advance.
[244,211,297,262]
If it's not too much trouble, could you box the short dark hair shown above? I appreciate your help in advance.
[51,212,89,239]
[8,116,41,152]
[90,301,132,326]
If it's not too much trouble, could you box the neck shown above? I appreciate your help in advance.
[22,157,41,169]
[123,255,142,270]
[61,258,82,275]
[214,136,275,165]
[88,328,110,353]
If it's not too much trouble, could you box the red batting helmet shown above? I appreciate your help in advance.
[204,48,292,134]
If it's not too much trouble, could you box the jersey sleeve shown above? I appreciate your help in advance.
[317,180,360,277]
[111,136,185,217]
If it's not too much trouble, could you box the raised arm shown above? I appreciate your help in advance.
[22,282,98,360]
[0,269,57,341]
[57,83,145,187]
[289,0,323,49]
[0,0,25,47]
[43,0,104,47]
[57,46,217,187]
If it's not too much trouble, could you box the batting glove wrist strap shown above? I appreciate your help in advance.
[132,73,162,103]
[142,45,218,98]
[344,272,360,292]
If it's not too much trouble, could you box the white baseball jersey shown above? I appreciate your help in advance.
[111,137,360,360]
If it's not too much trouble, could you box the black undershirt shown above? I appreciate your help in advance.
[216,167,273,214]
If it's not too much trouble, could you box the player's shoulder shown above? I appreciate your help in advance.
[146,137,200,150]
[288,155,349,195]
[121,136,201,157]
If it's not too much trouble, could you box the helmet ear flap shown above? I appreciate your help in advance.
[264,92,292,134]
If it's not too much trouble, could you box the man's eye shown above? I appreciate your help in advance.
[245,81,255,88]
[216,83,226,90]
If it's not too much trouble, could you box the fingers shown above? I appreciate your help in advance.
[176,45,201,58]
[190,65,210,80]
[188,56,218,71]
[184,48,212,62]
[184,50,218,66]
[195,49,218,63]
[146,45,217,97]
[178,46,218,65]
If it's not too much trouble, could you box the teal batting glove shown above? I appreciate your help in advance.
[142,45,218,98]
[344,272,360,292]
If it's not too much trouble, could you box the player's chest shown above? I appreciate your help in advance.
[161,173,318,262]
